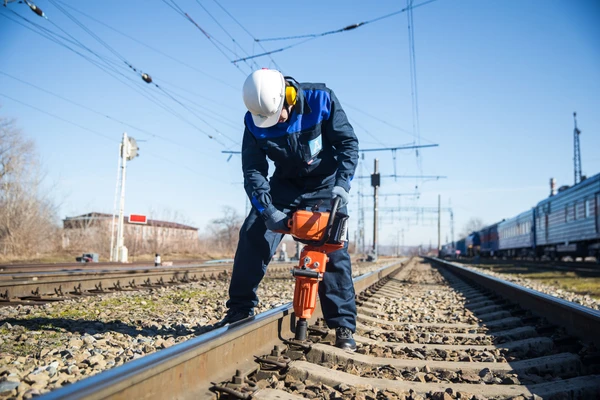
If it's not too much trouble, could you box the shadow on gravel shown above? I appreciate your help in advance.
[0,316,213,337]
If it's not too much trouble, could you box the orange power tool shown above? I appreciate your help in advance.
[284,197,348,341]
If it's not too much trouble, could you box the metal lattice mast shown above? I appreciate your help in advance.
[573,112,582,185]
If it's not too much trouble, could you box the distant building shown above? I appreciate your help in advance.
[62,212,198,253]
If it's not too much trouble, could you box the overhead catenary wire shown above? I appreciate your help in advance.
[2,4,239,147]
[154,85,229,146]
[231,38,317,64]
[0,91,225,180]
[0,70,195,150]
[47,0,146,78]
[0,11,168,107]
[54,0,238,91]
[2,10,124,73]
[4,1,441,199]
[211,0,282,71]
[406,0,423,176]
[160,0,250,75]
[155,84,243,132]
[344,102,435,144]
[0,91,117,142]
[194,0,259,71]
[348,117,390,148]
[231,0,440,63]
[1,10,221,144]
[0,11,175,114]
[33,0,229,139]
[156,78,239,112]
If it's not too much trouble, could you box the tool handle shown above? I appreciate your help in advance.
[291,269,322,279]
[312,196,341,247]
[330,195,341,219]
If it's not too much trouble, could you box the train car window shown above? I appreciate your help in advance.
[573,203,577,220]
[585,199,591,218]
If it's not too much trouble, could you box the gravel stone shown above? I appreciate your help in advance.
[0,263,383,398]
[0,381,20,396]
[461,263,600,310]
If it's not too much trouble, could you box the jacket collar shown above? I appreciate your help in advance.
[284,76,311,115]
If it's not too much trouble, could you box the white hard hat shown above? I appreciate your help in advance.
[242,69,285,128]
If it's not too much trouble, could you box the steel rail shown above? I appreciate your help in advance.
[0,259,209,271]
[427,257,600,348]
[0,266,231,300]
[37,259,406,400]
[453,257,600,275]
[0,263,298,302]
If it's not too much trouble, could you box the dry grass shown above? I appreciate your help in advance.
[473,263,600,300]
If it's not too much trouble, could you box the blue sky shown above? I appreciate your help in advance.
[1,0,599,248]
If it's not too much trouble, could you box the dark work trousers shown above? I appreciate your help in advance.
[226,179,357,332]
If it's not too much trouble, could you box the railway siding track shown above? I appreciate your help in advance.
[27,257,600,399]
[0,266,226,305]
[428,257,600,348]
[0,260,386,306]
[0,260,208,272]
[0,264,300,305]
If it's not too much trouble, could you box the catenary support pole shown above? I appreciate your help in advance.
[372,159,379,258]
[437,194,441,252]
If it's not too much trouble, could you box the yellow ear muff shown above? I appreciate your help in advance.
[285,86,297,106]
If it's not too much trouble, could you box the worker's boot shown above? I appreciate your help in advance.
[213,309,254,329]
[335,327,357,351]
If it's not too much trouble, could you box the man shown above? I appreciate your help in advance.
[215,69,359,351]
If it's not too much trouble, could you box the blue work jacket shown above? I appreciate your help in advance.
[242,81,359,214]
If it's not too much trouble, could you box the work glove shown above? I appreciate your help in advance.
[331,186,349,207]
[262,205,290,232]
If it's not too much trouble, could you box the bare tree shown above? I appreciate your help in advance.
[62,215,112,257]
[460,217,486,238]
[0,116,58,258]
[208,206,243,255]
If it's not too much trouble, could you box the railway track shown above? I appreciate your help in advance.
[0,260,208,273]
[453,258,600,276]
[0,259,388,306]
[31,257,600,400]
[0,262,292,306]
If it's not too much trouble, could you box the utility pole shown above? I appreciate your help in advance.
[371,159,380,260]
[437,194,441,252]
[110,133,139,262]
[573,112,582,185]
